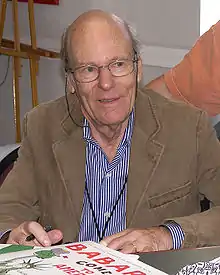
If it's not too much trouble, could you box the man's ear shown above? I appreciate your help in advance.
[137,57,143,83]
[66,73,76,94]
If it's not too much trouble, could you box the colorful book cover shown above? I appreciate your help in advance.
[0,241,167,275]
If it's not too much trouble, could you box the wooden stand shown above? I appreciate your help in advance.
[0,0,60,142]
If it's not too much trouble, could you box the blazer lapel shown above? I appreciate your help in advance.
[52,94,86,238]
[127,91,165,226]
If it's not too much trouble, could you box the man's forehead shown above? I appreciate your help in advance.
[71,23,132,65]
[73,43,132,66]
[72,10,129,36]
[72,19,130,45]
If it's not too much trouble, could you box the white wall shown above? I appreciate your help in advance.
[0,0,200,144]
[200,0,220,34]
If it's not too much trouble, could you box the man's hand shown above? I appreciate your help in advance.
[100,227,173,254]
[7,221,63,247]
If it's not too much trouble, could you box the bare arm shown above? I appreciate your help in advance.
[145,75,179,101]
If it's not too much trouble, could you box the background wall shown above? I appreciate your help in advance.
[0,0,200,144]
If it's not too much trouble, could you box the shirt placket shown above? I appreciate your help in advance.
[98,144,128,238]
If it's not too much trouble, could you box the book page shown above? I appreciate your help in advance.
[0,241,168,275]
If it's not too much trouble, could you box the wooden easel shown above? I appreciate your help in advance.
[0,0,60,142]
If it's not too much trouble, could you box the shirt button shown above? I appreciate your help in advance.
[106,173,112,178]
[104,212,110,218]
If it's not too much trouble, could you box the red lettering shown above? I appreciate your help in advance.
[78,251,101,259]
[107,265,130,272]
[66,243,87,251]
[56,264,67,269]
[55,264,81,274]
[123,271,146,275]
[64,268,79,275]
[94,257,115,265]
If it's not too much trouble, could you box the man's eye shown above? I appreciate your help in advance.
[114,61,125,67]
[85,66,95,73]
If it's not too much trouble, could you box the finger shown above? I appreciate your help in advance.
[119,242,137,254]
[20,236,43,247]
[47,229,63,245]
[103,232,136,251]
[142,246,156,252]
[8,231,37,246]
[6,237,20,245]
[33,238,43,247]
[100,229,131,247]
[7,222,34,245]
[21,230,63,247]
[23,222,52,246]
[22,239,42,247]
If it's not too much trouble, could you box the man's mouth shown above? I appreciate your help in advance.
[98,98,119,103]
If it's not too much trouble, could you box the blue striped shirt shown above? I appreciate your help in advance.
[78,110,184,249]
[78,111,134,242]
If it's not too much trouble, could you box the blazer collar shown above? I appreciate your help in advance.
[126,89,164,226]
[60,90,161,140]
[61,93,84,137]
[52,93,85,240]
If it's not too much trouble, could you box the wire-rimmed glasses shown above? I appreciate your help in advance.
[70,58,138,83]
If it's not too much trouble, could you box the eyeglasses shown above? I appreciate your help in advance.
[70,58,138,83]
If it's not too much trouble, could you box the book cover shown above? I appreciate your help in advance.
[0,241,167,275]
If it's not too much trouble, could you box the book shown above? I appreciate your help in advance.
[0,241,168,275]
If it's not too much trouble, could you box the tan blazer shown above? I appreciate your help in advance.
[1,88,220,248]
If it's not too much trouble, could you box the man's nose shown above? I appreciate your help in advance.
[97,67,115,91]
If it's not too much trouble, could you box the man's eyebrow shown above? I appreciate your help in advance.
[75,61,97,68]
[75,55,132,67]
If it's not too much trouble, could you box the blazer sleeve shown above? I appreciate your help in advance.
[168,111,220,248]
[0,114,40,232]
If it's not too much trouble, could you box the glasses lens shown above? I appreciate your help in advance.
[109,60,134,77]
[73,59,136,82]
[74,65,98,82]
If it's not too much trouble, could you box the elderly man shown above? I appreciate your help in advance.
[1,10,220,254]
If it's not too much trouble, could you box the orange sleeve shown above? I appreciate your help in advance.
[164,21,220,116]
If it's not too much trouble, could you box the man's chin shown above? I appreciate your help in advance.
[98,115,129,127]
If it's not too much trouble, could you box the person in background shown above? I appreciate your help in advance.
[146,21,220,117]
[1,10,220,254]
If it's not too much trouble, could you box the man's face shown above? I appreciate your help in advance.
[70,22,142,127]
